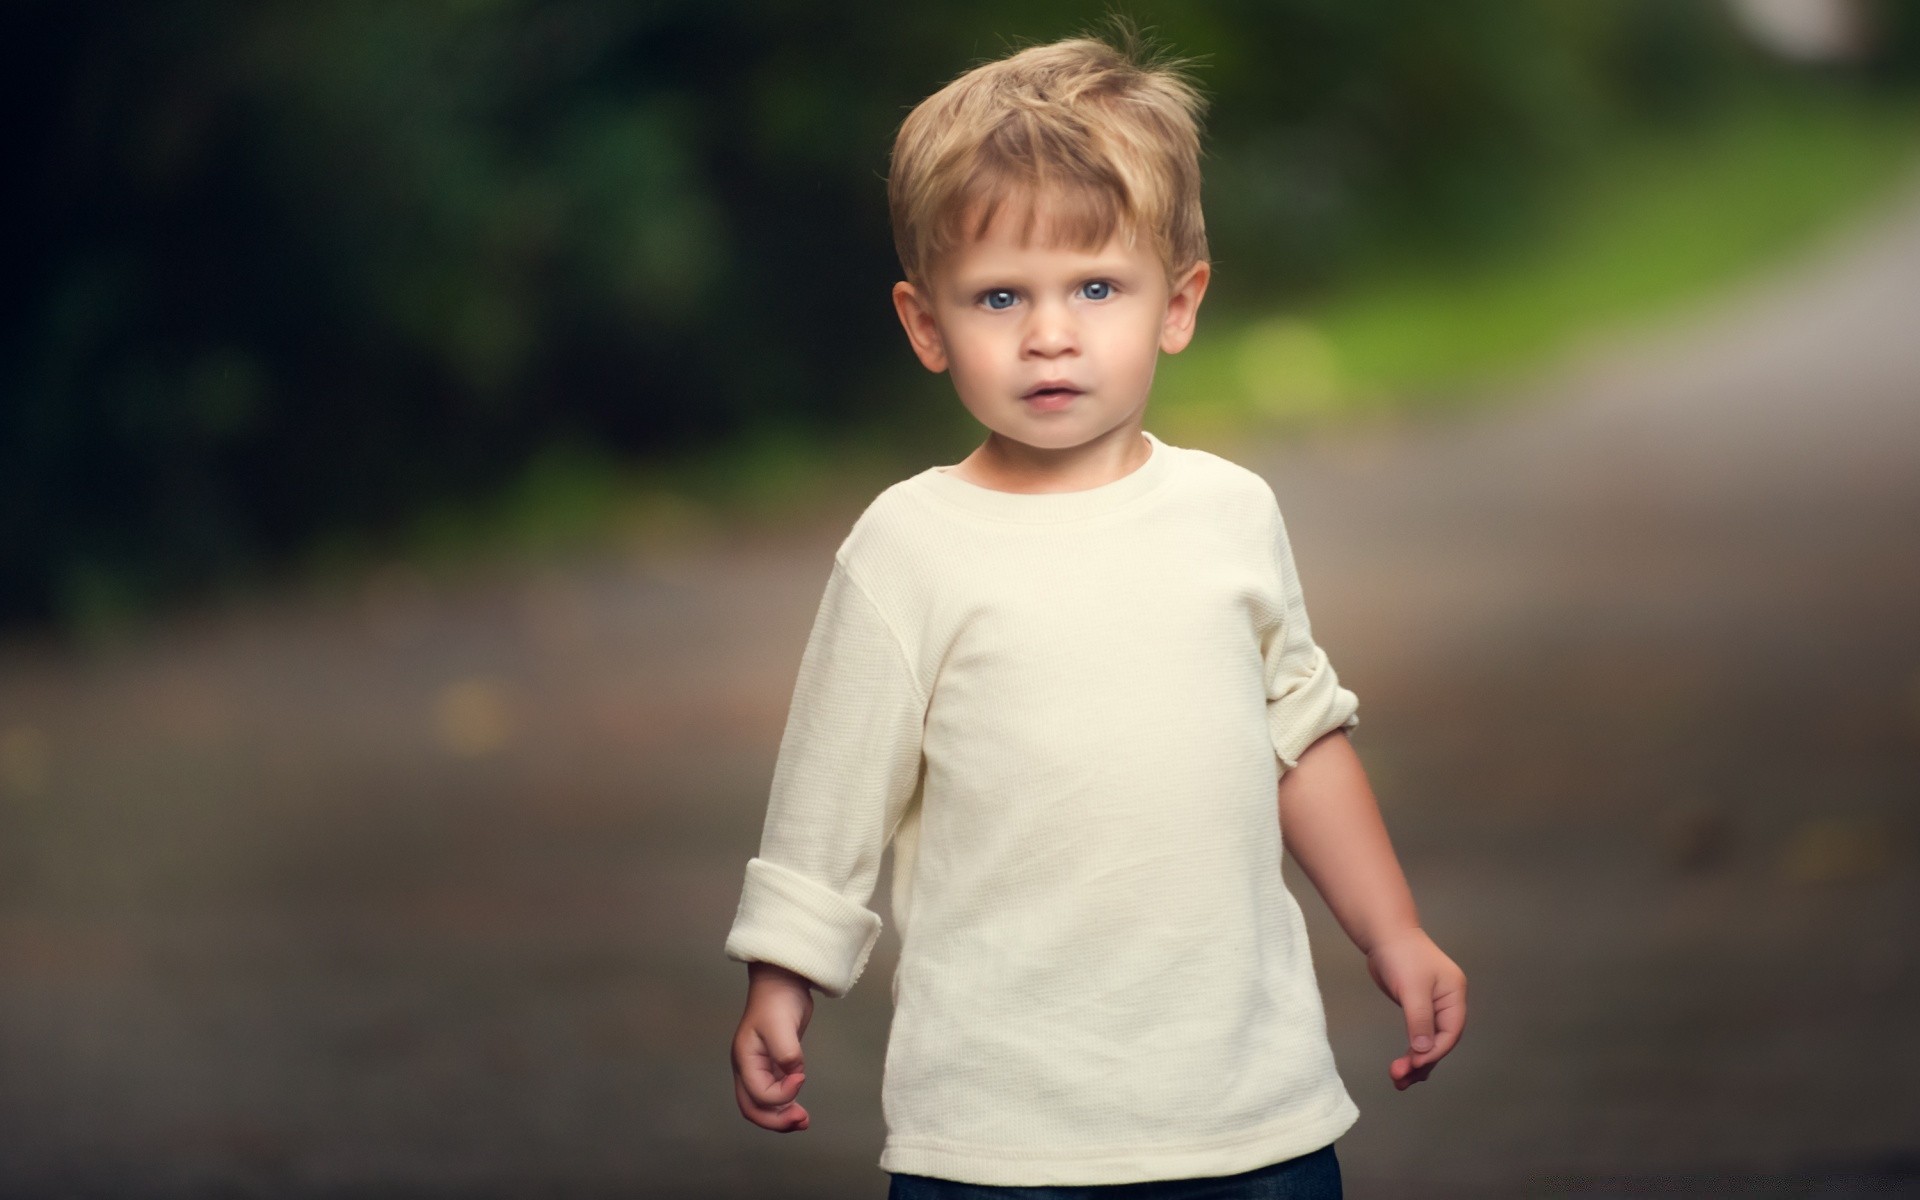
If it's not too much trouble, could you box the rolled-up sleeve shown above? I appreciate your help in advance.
[723,558,928,997]
[1261,500,1359,774]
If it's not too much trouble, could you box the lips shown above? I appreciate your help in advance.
[1023,381,1083,399]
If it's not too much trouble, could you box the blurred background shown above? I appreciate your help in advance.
[2,0,1917,1195]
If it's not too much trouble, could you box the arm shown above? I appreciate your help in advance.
[1278,727,1466,1089]
[723,557,928,1131]
[1257,492,1465,1089]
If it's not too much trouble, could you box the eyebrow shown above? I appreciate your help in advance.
[949,258,1145,293]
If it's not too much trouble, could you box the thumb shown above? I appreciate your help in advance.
[767,1023,806,1080]
[1401,981,1436,1058]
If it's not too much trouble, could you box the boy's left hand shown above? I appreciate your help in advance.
[1364,927,1466,1090]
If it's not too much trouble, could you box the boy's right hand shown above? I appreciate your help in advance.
[732,962,815,1132]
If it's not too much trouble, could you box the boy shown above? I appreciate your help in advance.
[725,26,1465,1197]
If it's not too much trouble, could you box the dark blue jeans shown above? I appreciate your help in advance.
[887,1143,1341,1200]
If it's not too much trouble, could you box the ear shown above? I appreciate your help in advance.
[1159,260,1212,355]
[891,281,948,373]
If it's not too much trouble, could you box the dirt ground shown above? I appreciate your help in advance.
[3,181,1919,1198]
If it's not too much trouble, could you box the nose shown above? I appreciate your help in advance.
[1022,298,1077,358]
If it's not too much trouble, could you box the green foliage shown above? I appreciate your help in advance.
[6,0,1918,632]
[1153,90,1920,434]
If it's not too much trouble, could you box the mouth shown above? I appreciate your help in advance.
[1022,382,1084,401]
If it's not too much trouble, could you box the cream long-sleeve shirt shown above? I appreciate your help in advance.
[724,430,1362,1186]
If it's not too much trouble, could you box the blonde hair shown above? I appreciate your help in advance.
[887,21,1209,289]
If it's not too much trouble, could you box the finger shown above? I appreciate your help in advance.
[1389,1054,1433,1091]
[734,1058,811,1129]
[733,1034,778,1102]
[1421,978,1467,1065]
[735,1072,811,1130]
[751,1066,807,1106]
[1400,978,1437,1060]
[735,1033,807,1107]
[748,1052,807,1099]
[765,1020,807,1080]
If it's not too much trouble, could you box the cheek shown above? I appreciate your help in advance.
[1108,313,1167,369]
[943,331,1004,379]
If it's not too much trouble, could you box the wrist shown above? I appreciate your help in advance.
[1359,922,1427,958]
[748,961,815,993]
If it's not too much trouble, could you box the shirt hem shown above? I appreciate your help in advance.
[876,1095,1359,1187]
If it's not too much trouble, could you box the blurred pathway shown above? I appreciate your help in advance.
[3,179,1919,1198]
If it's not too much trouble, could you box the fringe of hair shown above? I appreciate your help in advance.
[887,15,1210,287]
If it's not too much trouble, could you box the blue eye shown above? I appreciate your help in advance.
[982,289,1016,310]
[1082,280,1113,300]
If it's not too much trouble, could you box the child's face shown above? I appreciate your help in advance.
[891,199,1209,456]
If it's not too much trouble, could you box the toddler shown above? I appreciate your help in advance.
[725,25,1466,1199]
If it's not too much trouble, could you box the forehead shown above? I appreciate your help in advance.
[933,190,1159,282]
